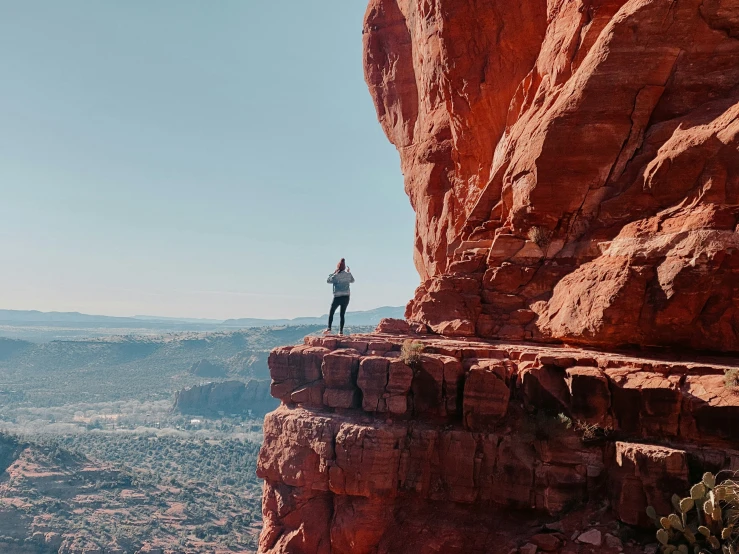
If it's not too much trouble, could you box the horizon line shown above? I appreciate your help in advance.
[0,305,406,324]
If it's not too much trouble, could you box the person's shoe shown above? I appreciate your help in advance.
[322,328,332,335]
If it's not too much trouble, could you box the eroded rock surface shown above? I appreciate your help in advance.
[365,0,739,351]
[258,0,739,552]
[258,330,739,553]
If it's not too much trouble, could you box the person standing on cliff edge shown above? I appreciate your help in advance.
[324,258,354,336]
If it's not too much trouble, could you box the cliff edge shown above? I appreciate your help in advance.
[257,329,739,553]
[256,1,739,552]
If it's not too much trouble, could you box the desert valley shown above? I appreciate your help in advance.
[0,311,388,552]
[3,0,739,553]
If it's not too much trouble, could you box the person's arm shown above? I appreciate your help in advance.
[327,272,337,284]
[347,271,355,283]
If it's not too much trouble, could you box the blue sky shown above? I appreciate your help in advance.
[0,1,419,320]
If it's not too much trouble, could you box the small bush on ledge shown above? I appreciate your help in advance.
[724,369,739,390]
[400,340,424,369]
[528,226,552,250]
[646,471,739,553]
[557,413,573,429]
[575,420,614,444]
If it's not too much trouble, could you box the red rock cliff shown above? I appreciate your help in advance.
[256,1,739,553]
[258,331,739,553]
[365,0,739,350]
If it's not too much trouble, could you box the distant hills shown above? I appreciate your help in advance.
[0,306,404,327]
[0,324,374,407]
[221,305,405,327]
[0,306,404,342]
[0,309,144,324]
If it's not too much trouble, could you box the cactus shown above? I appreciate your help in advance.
[673,494,683,512]
[705,473,717,489]
[646,472,739,553]
[669,513,684,531]
[692,483,707,500]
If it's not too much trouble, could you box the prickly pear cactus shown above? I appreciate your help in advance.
[646,472,739,554]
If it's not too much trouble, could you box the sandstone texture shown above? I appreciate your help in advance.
[258,329,739,553]
[365,0,739,351]
[258,0,739,552]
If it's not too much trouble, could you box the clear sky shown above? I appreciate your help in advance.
[0,1,419,320]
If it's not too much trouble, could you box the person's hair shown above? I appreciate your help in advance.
[336,258,346,272]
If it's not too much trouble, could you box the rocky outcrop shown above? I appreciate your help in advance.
[257,330,739,553]
[258,0,739,552]
[173,379,277,417]
[364,0,739,351]
[189,359,227,378]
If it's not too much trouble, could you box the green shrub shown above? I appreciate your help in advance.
[646,471,739,553]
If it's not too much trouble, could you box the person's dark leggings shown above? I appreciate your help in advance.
[328,295,350,334]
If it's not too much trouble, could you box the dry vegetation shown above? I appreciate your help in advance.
[400,339,424,368]
[0,433,263,552]
[527,226,552,250]
[724,368,739,389]
[0,326,348,552]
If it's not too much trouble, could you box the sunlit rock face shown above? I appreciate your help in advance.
[256,331,739,554]
[256,2,739,553]
[364,0,739,351]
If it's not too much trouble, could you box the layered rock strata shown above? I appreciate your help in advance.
[364,0,739,351]
[257,327,739,553]
[258,0,739,551]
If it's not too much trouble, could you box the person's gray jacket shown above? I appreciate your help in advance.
[327,271,354,297]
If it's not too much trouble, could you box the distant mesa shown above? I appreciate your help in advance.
[189,359,227,378]
[227,350,270,379]
[0,338,31,361]
[173,379,277,417]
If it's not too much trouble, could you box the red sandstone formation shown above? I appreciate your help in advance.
[258,329,739,553]
[365,0,739,351]
[257,1,739,552]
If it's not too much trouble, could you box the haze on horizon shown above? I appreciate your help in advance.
[0,1,419,321]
